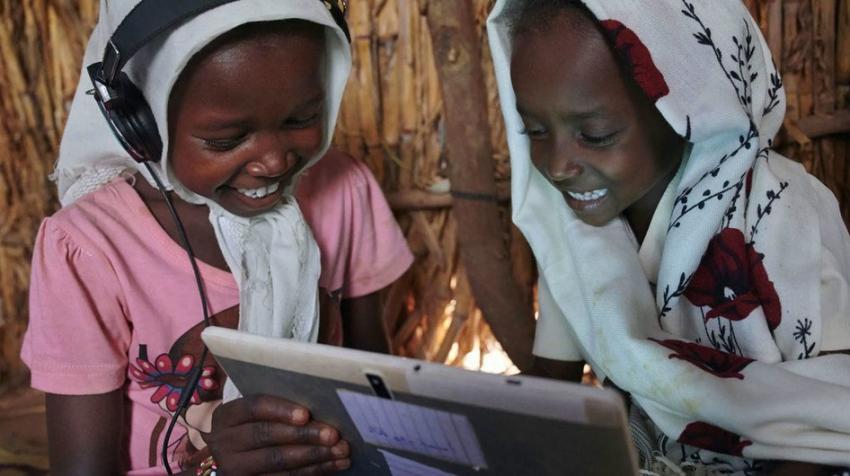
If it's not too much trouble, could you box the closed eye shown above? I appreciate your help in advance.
[202,135,247,152]
[579,131,618,147]
[519,126,548,139]
[283,112,320,129]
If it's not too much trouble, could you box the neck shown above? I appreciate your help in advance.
[624,162,680,246]
[132,174,229,272]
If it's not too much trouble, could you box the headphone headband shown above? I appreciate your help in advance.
[98,0,351,86]
[101,0,240,85]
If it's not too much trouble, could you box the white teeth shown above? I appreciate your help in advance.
[566,188,608,201]
[237,182,280,199]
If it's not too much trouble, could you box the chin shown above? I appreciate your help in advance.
[228,208,267,218]
[562,199,618,228]
[213,198,279,218]
[215,187,288,217]
[577,215,618,228]
[569,206,619,228]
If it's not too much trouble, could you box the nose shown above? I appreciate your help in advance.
[545,143,583,182]
[245,134,298,178]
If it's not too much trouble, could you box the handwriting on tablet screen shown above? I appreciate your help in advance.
[337,389,487,468]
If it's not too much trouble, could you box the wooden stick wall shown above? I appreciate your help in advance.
[1,0,849,389]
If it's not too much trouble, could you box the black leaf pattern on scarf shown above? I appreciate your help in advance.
[681,1,761,119]
[748,181,789,244]
[793,318,816,359]
[667,124,757,232]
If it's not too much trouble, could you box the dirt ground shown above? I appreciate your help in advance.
[0,388,48,475]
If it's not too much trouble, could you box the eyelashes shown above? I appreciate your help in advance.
[203,136,246,152]
[199,113,322,152]
[518,128,619,148]
[283,112,320,128]
[519,127,546,139]
[579,132,617,147]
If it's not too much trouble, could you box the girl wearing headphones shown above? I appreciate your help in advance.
[21,0,411,474]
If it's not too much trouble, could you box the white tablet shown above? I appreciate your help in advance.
[202,326,638,476]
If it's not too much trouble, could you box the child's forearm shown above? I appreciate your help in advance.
[46,390,124,475]
[768,461,841,476]
[525,356,584,382]
[341,291,390,354]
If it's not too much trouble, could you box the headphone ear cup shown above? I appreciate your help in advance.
[104,72,164,163]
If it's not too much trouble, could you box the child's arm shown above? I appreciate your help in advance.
[526,356,585,382]
[23,217,135,473]
[529,274,585,382]
[204,394,350,474]
[341,291,390,353]
[768,461,841,475]
[46,391,124,475]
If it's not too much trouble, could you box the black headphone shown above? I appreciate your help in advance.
[87,0,350,164]
[85,1,350,473]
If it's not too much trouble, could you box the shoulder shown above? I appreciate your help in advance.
[44,178,145,251]
[51,177,137,220]
[298,149,376,198]
[756,151,850,273]
[754,153,836,212]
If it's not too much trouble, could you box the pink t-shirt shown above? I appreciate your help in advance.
[21,150,412,474]
[296,150,411,298]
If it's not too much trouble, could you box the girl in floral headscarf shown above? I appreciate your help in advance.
[488,1,850,474]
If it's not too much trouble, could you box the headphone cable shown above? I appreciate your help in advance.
[142,163,212,475]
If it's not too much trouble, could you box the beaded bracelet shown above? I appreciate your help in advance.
[195,455,218,476]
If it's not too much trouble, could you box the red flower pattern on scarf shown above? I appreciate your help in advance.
[650,338,754,379]
[599,19,670,102]
[678,421,753,456]
[684,228,781,330]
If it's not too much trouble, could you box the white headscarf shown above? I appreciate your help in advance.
[55,0,351,400]
[489,0,850,471]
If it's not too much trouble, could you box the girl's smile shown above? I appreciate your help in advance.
[561,187,610,213]
[226,180,284,210]
[168,21,327,217]
[234,182,280,200]
[217,149,305,213]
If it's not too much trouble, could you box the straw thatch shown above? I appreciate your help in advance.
[1,0,849,390]
[1,1,99,390]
